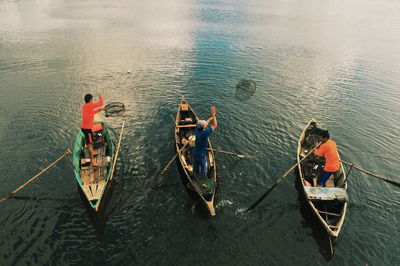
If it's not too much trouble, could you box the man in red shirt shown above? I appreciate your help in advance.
[81,93,104,167]
[314,130,340,186]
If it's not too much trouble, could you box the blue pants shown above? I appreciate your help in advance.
[193,155,207,177]
[318,170,335,186]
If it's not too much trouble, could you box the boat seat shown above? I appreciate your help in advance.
[82,180,106,201]
[304,187,348,202]
[177,124,197,128]
[181,104,189,111]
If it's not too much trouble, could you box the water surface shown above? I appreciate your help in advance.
[1,0,399,265]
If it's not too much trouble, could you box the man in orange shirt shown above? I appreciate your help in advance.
[314,130,340,186]
[81,93,104,167]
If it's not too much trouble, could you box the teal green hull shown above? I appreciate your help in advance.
[72,121,115,210]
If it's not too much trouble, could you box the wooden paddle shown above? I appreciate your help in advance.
[110,118,126,181]
[207,148,254,159]
[160,142,189,175]
[245,144,321,212]
[340,160,400,188]
[0,150,72,203]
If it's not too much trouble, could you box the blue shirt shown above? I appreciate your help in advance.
[193,127,212,158]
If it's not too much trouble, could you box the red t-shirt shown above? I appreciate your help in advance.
[314,139,340,172]
[80,97,103,129]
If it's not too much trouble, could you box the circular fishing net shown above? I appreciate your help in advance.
[104,102,126,117]
[235,79,256,101]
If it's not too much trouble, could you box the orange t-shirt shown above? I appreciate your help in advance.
[80,97,103,129]
[314,139,340,172]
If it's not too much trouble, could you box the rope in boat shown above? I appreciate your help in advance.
[0,149,72,203]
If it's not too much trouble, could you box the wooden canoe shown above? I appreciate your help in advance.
[174,97,217,216]
[72,114,115,211]
[297,119,348,239]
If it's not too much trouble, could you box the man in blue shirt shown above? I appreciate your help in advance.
[193,106,218,178]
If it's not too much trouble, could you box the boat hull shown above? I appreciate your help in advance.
[297,119,348,240]
[174,97,217,216]
[72,115,115,211]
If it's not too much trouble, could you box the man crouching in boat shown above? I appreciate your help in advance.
[81,93,104,167]
[193,106,218,179]
[314,130,340,187]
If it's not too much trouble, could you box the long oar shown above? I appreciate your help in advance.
[110,118,126,181]
[246,144,320,212]
[0,149,72,203]
[170,114,252,160]
[160,142,189,175]
[159,114,190,175]
[207,148,254,159]
[340,160,400,188]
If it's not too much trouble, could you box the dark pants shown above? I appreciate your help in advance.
[318,170,336,186]
[193,155,207,177]
[81,128,93,144]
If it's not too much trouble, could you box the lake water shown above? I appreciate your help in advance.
[1,0,399,265]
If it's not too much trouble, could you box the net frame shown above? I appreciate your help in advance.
[104,102,126,117]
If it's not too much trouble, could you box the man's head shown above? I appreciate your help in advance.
[84,94,93,103]
[319,130,330,142]
[196,120,206,130]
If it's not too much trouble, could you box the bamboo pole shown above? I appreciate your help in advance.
[207,148,254,159]
[160,142,189,175]
[340,160,400,187]
[110,119,126,181]
[246,143,321,212]
[0,149,72,203]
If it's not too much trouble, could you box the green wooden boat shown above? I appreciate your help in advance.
[72,114,115,211]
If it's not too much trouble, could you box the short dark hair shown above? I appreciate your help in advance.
[84,94,93,103]
[320,130,330,139]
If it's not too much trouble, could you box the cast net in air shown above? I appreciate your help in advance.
[235,79,256,101]
[104,102,126,117]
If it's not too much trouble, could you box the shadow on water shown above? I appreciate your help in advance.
[294,166,335,261]
[77,180,122,239]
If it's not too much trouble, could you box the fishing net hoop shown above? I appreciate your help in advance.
[104,102,126,117]
[236,79,256,94]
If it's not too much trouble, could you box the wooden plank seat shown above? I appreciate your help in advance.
[177,124,197,128]
[305,187,348,202]
[318,210,341,217]
[181,104,189,111]
[328,225,340,229]
[82,180,106,201]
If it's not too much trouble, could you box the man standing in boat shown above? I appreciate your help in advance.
[81,93,104,167]
[193,106,218,178]
[314,130,340,186]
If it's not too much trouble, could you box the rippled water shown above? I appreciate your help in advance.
[1,0,399,265]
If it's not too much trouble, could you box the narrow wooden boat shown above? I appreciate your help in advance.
[297,119,348,240]
[72,114,115,211]
[174,97,217,216]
